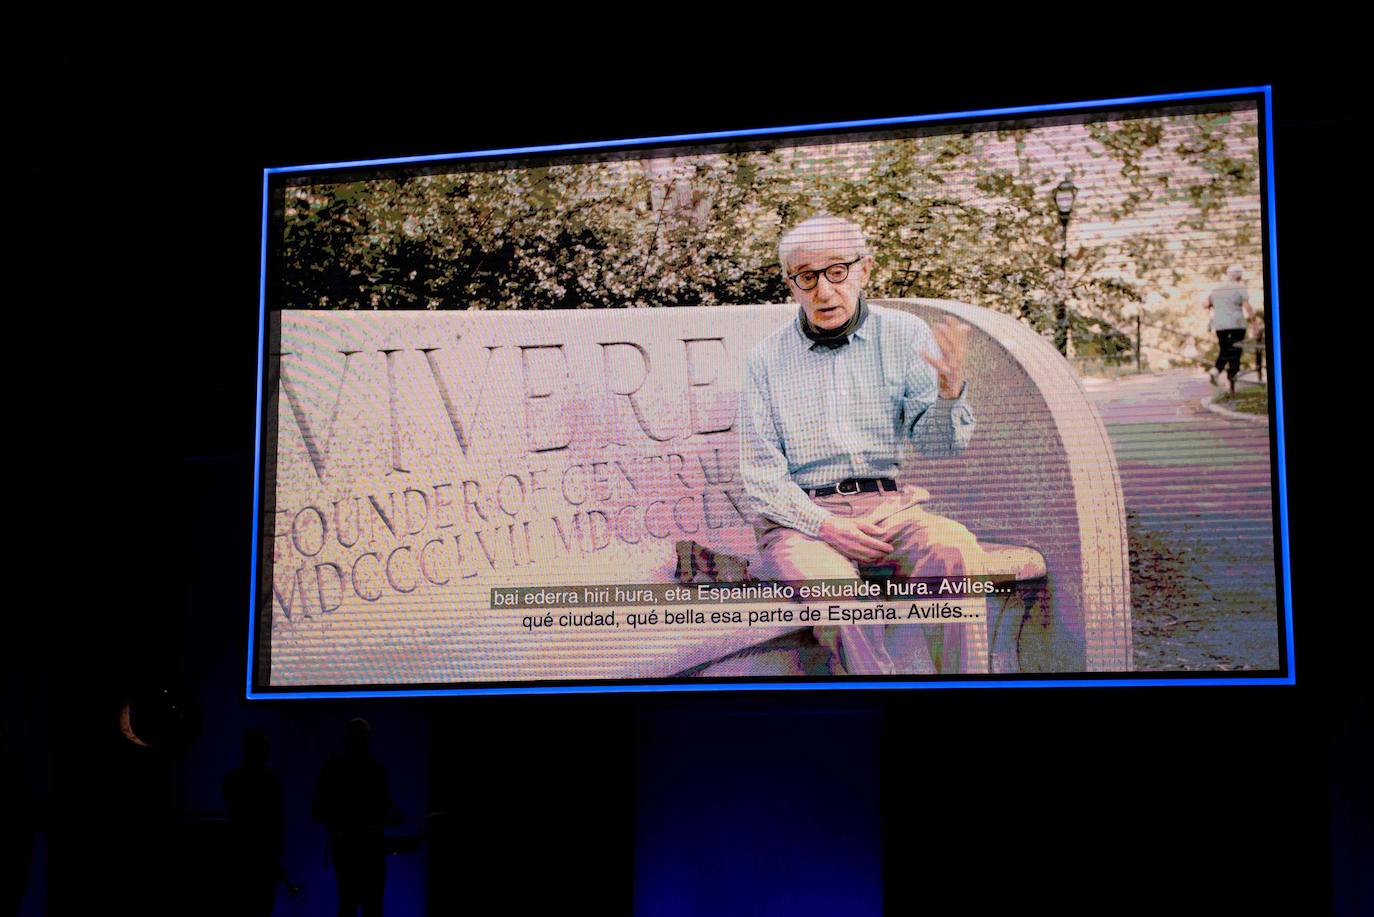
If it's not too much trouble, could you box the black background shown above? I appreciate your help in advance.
[24,44,1367,915]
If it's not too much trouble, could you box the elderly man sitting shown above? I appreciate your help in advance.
[728,213,992,677]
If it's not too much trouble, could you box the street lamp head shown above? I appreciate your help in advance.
[1054,175,1078,225]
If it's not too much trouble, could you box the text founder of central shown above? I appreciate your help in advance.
[738,213,991,675]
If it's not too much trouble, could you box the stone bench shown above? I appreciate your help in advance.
[673,537,1049,675]
[265,299,1130,686]
[655,298,1130,676]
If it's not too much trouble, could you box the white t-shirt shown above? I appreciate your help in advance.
[1209,282,1250,331]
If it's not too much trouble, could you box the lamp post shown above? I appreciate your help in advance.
[1053,175,1077,355]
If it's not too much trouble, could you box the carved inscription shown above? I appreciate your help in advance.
[267,312,749,623]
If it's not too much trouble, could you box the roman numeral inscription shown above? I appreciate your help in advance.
[276,349,360,482]
[266,311,760,641]
[420,343,500,459]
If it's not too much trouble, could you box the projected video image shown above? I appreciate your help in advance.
[254,94,1285,692]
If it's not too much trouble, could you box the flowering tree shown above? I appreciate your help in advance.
[275,107,1259,367]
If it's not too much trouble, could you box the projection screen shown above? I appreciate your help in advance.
[249,86,1292,696]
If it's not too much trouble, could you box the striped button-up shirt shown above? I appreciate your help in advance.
[739,303,975,538]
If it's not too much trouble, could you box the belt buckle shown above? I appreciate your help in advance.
[837,479,861,495]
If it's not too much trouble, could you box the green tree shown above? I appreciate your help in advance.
[276,104,1260,373]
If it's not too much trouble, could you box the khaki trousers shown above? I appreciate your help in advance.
[754,487,990,676]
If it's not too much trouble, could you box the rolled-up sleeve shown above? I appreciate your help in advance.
[739,353,831,538]
[903,320,975,457]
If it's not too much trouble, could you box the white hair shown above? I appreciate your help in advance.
[777,214,869,274]
[1226,264,1245,281]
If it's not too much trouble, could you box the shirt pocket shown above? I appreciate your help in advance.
[775,393,825,457]
[886,380,908,427]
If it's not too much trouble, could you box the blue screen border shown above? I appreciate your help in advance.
[247,85,1292,700]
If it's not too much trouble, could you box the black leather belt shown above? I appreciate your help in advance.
[807,478,898,498]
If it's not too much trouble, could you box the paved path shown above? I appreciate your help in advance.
[1081,370,1280,672]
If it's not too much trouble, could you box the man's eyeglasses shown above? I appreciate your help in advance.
[787,257,863,291]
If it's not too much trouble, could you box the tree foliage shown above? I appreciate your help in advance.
[275,107,1259,361]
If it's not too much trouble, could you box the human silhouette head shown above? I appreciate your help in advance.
[241,727,270,766]
[343,717,371,754]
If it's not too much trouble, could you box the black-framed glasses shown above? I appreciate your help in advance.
[787,256,863,291]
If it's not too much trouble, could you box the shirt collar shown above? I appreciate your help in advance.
[794,297,874,350]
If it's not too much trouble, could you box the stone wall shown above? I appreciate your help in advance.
[260,300,1129,685]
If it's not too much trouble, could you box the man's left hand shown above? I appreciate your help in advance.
[923,317,971,399]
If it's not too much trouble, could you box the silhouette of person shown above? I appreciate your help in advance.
[1205,264,1256,394]
[1,725,36,915]
[223,727,287,916]
[311,718,396,917]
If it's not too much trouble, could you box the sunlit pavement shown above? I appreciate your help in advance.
[1081,369,1278,672]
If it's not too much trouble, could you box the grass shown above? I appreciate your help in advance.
[1215,384,1268,415]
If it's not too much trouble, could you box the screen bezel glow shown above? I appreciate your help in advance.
[247,85,1292,699]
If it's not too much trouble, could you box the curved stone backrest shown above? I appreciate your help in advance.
[876,299,1131,672]
[674,299,1132,672]
[268,301,1129,683]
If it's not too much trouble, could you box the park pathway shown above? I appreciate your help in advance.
[1080,370,1280,671]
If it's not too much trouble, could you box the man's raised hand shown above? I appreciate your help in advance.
[923,316,971,399]
[819,516,894,564]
